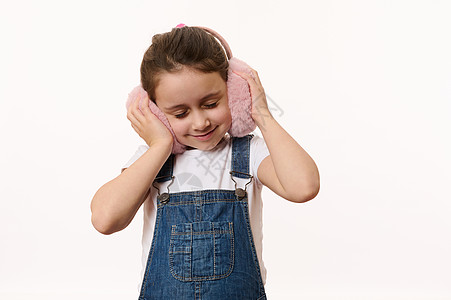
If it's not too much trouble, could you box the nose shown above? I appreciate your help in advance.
[191,110,211,131]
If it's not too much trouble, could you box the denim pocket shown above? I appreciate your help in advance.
[169,221,234,281]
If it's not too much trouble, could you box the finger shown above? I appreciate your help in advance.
[250,69,263,87]
[127,96,135,114]
[233,70,261,98]
[130,123,145,139]
[127,96,140,116]
[137,96,156,122]
[128,98,144,123]
[131,96,147,122]
[246,69,266,101]
[233,70,257,92]
[239,68,262,89]
[127,110,142,127]
[130,122,140,133]
[140,98,154,117]
[134,95,143,112]
[233,69,253,82]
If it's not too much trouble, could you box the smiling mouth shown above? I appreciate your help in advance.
[192,127,217,138]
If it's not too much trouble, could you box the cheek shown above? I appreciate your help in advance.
[166,118,187,138]
[214,104,232,126]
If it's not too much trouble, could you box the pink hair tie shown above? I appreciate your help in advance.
[175,23,186,28]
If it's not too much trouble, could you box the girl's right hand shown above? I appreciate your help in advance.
[127,95,173,149]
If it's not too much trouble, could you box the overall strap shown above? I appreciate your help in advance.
[231,134,253,179]
[154,154,174,183]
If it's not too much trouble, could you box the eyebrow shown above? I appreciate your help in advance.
[163,91,222,111]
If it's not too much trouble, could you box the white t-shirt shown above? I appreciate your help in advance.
[122,134,270,286]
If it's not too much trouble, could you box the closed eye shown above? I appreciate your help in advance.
[174,102,218,118]
[203,102,218,109]
[175,111,188,118]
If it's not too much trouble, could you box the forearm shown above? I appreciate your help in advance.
[231,68,319,200]
[257,114,320,198]
[90,142,171,234]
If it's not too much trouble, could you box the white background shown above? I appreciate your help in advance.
[1,0,450,299]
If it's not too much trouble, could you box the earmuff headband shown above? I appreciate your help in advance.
[195,26,234,60]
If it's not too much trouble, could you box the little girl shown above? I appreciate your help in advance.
[91,24,319,300]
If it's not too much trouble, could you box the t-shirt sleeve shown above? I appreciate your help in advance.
[121,145,150,172]
[250,134,270,186]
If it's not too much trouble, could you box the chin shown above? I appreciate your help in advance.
[189,138,221,151]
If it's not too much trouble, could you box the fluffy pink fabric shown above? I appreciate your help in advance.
[227,57,256,137]
[125,86,186,154]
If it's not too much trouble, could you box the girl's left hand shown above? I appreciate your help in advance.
[233,69,273,128]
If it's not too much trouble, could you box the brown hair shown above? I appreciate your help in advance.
[140,26,229,102]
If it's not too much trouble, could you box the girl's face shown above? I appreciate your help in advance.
[155,67,232,151]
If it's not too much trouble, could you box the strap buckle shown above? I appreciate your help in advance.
[229,171,253,200]
[152,175,175,204]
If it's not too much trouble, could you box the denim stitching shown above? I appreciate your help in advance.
[157,199,238,209]
[168,221,235,282]
[195,282,201,300]
[158,189,239,195]
[156,189,241,208]
[231,135,253,179]
[199,194,203,222]
[213,222,216,277]
[189,222,193,279]
[139,206,163,299]
[240,199,266,295]
[171,229,232,235]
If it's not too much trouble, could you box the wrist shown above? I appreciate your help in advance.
[252,108,274,130]
[148,138,173,154]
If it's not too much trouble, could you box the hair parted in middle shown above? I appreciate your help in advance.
[140,26,229,102]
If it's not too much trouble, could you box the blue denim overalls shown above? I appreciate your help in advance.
[139,135,267,300]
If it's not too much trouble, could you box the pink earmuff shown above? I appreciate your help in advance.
[125,86,186,154]
[226,57,257,137]
[126,25,256,154]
